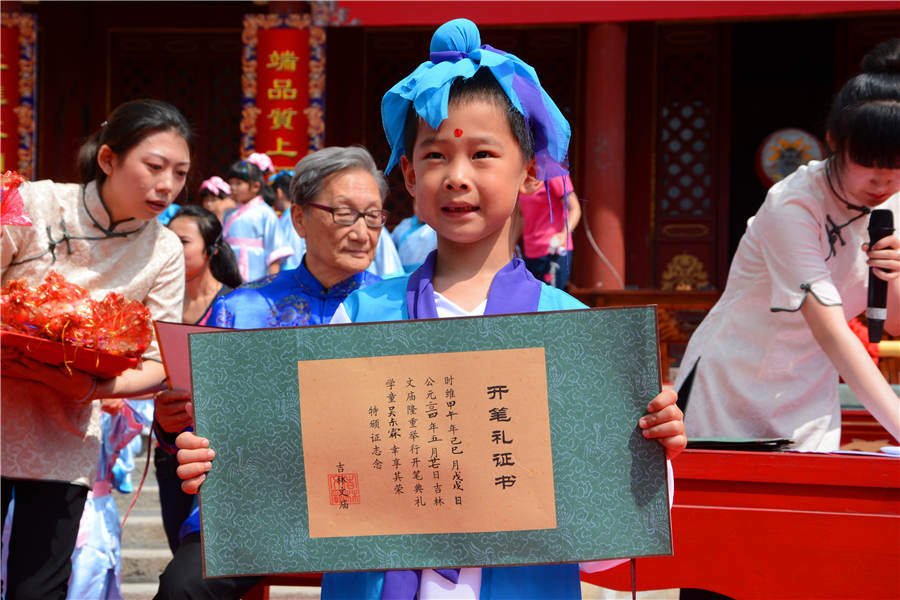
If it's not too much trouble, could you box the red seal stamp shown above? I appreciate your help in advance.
[328,473,361,506]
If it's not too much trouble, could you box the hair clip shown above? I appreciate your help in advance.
[200,176,232,196]
[246,152,275,174]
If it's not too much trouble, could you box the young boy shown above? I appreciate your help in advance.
[177,18,685,600]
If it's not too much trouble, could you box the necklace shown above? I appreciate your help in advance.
[823,158,870,261]
[9,183,148,267]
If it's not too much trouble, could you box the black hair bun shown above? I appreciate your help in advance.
[861,38,900,75]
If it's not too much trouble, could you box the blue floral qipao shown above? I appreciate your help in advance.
[222,197,290,283]
[212,259,382,329]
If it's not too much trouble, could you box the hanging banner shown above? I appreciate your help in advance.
[241,14,325,170]
[0,12,36,180]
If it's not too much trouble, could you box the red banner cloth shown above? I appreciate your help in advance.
[0,25,20,173]
[255,27,310,171]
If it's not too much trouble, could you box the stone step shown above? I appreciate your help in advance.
[122,514,170,549]
[115,485,163,518]
[120,581,159,600]
[121,547,172,584]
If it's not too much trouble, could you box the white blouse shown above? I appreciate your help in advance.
[2,180,184,485]
[676,160,900,451]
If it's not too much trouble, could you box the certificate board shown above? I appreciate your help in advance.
[188,307,671,577]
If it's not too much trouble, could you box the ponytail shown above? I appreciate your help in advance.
[209,236,243,289]
[169,205,243,288]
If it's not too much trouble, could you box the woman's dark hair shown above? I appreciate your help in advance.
[77,99,193,184]
[826,38,900,170]
[169,205,243,289]
[403,68,534,161]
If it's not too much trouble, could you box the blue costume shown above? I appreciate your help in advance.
[276,209,307,271]
[391,215,438,273]
[325,252,586,600]
[278,209,405,278]
[222,197,290,283]
[66,406,149,599]
[321,16,587,598]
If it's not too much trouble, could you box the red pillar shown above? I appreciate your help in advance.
[573,23,627,289]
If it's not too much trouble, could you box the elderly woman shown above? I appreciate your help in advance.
[153,146,388,600]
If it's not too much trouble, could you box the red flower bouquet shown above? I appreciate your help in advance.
[1,271,153,377]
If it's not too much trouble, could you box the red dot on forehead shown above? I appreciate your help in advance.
[454,128,463,138]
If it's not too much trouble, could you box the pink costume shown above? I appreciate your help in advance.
[222,196,290,282]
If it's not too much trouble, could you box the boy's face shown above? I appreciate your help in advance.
[401,98,539,249]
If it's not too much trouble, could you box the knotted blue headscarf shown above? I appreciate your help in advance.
[381,18,571,181]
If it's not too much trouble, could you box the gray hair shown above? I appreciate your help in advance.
[289,146,388,206]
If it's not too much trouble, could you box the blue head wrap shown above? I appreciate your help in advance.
[381,18,571,181]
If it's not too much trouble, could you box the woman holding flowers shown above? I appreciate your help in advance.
[1,99,191,599]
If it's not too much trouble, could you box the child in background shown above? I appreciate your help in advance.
[248,152,278,209]
[391,209,437,272]
[515,174,581,289]
[223,153,290,282]
[269,169,293,218]
[178,18,685,600]
[270,169,306,271]
[1,400,149,600]
[66,402,150,600]
[198,176,235,224]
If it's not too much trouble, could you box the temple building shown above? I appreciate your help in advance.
[3,1,898,293]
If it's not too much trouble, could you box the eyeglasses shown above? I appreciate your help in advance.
[306,202,388,228]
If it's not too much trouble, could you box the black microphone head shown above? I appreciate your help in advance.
[869,209,894,232]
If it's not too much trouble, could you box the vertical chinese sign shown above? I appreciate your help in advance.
[0,13,36,180]
[241,14,324,169]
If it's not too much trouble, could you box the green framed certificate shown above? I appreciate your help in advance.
[188,307,671,577]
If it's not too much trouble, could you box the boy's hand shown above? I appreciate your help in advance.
[639,389,686,460]
[176,423,215,494]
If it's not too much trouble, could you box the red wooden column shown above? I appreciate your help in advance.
[573,23,627,289]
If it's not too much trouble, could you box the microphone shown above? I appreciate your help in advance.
[867,209,894,343]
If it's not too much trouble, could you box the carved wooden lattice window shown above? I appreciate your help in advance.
[660,99,712,218]
[654,25,727,290]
